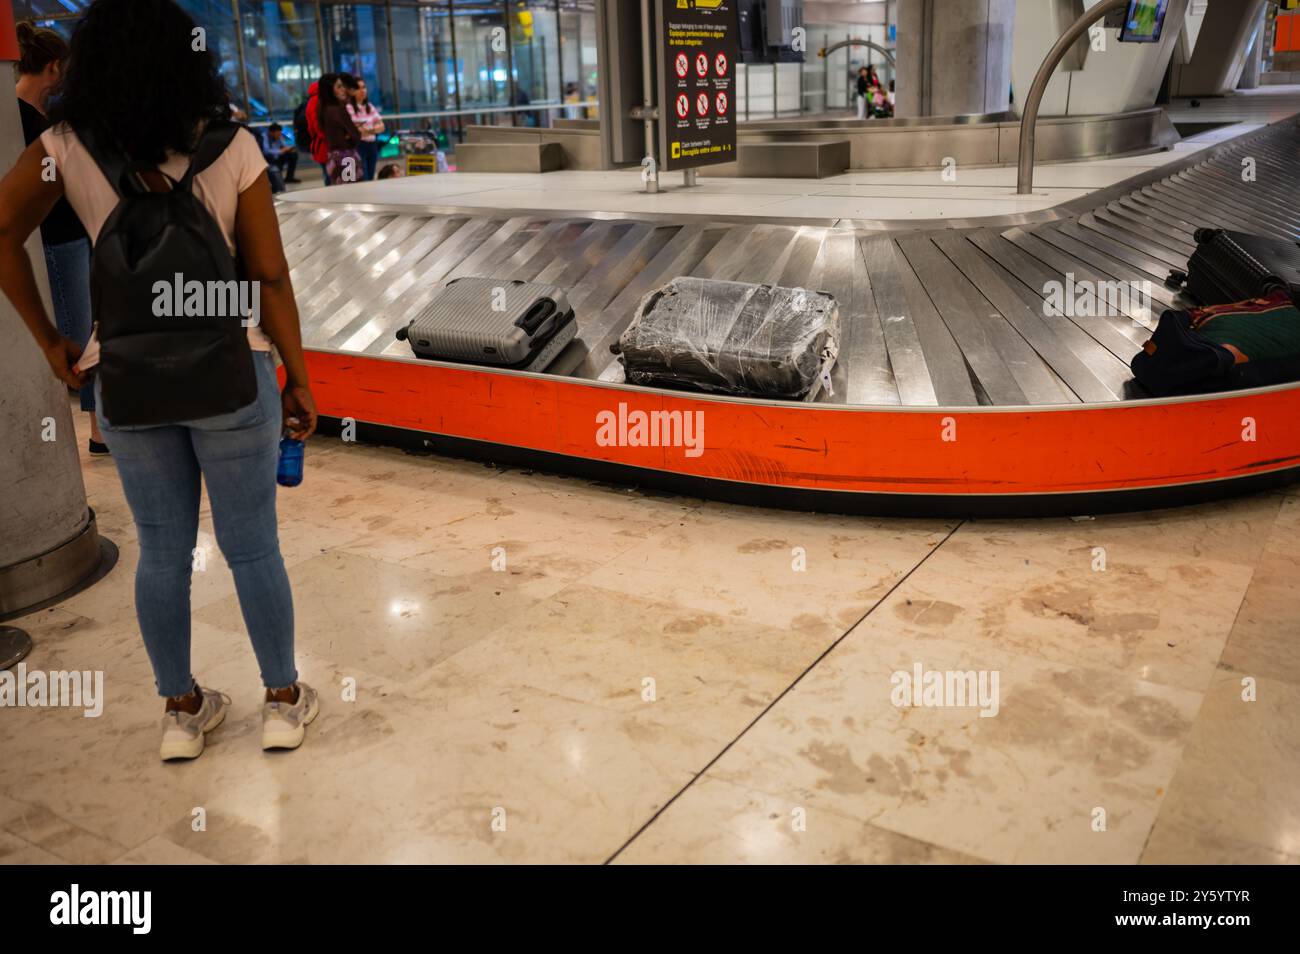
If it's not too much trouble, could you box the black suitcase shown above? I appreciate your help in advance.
[612,277,840,400]
[1166,229,1300,306]
[395,277,576,371]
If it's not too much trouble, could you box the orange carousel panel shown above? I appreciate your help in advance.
[297,351,1300,498]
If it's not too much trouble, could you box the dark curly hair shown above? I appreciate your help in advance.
[49,0,230,163]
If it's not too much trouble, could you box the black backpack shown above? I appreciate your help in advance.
[77,121,257,426]
[292,98,311,154]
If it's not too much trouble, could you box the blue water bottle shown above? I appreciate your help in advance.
[277,436,304,487]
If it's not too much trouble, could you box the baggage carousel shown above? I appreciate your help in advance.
[278,115,1300,516]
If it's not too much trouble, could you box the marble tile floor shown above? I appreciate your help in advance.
[1,405,1297,865]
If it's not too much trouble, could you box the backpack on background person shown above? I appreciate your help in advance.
[292,97,311,153]
[74,120,257,426]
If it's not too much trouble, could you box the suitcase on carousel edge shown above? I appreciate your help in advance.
[396,276,576,371]
[1168,229,1300,306]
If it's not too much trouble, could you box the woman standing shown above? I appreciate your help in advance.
[13,22,106,455]
[0,0,320,761]
[347,77,384,182]
[855,66,870,120]
[319,73,362,185]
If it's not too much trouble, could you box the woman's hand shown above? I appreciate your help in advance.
[43,335,86,390]
[282,384,317,441]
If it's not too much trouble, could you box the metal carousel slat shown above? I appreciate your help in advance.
[858,235,937,406]
[896,235,1031,407]
[963,230,1134,400]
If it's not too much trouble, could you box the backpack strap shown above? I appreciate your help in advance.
[176,120,241,194]
[73,122,130,199]
[74,120,241,197]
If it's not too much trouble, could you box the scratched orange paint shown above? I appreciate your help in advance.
[296,351,1300,497]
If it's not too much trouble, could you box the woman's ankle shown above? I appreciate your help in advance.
[265,684,299,705]
[165,682,203,714]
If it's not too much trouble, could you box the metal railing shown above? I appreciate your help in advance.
[1017,0,1129,194]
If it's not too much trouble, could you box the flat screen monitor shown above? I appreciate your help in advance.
[1120,0,1170,43]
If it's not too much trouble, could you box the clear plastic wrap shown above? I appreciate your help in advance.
[613,277,840,400]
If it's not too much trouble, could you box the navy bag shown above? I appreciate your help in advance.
[1130,309,1236,397]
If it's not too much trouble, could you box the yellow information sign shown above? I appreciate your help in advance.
[406,154,437,176]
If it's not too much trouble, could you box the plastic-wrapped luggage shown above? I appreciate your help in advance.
[1166,229,1300,306]
[1131,290,1300,396]
[395,277,576,371]
[612,277,840,400]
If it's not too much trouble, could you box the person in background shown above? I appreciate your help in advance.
[376,162,403,180]
[855,66,870,120]
[318,72,361,185]
[346,77,383,182]
[0,0,320,760]
[259,121,299,193]
[13,21,106,455]
[563,81,582,120]
[293,82,327,186]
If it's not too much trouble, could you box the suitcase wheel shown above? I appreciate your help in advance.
[1165,269,1187,291]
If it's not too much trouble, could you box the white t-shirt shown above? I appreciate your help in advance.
[39,123,274,369]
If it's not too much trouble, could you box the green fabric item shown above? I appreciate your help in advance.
[1194,295,1300,361]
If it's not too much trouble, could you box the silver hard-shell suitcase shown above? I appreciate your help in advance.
[396,277,576,370]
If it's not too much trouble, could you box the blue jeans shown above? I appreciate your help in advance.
[95,352,297,697]
[43,237,95,412]
[358,140,379,181]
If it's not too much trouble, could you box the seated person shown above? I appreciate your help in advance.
[259,122,299,193]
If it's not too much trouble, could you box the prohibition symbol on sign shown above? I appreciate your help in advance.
[715,91,729,115]
[715,52,729,76]
[695,53,709,76]
[675,53,688,78]
[676,93,689,118]
[696,92,709,116]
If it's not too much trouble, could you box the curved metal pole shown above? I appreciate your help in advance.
[819,38,897,67]
[1018,0,1129,194]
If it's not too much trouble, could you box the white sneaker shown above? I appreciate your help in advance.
[159,688,229,761]
[261,682,319,751]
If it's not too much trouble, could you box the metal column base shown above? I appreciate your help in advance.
[0,627,32,670]
[0,512,115,621]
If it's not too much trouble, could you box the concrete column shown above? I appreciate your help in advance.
[0,10,105,618]
[1171,0,1268,97]
[895,0,1016,117]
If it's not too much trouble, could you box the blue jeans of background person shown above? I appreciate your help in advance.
[358,139,379,181]
[266,165,286,194]
[43,237,95,412]
[94,352,297,697]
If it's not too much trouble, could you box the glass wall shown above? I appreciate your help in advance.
[176,0,248,111]
[13,1,860,131]
[390,1,452,114]
[239,1,325,120]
